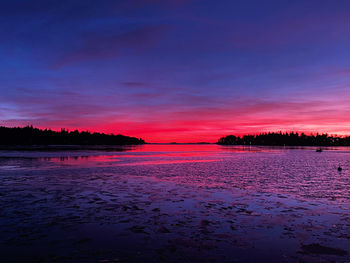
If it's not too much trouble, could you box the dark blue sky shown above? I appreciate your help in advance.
[2,0,350,142]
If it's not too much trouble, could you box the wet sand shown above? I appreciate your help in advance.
[1,145,350,262]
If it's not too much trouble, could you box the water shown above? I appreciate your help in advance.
[1,144,350,262]
[2,144,350,200]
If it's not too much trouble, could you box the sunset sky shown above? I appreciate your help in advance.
[1,0,350,142]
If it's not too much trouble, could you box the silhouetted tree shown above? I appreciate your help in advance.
[217,132,350,146]
[0,126,145,145]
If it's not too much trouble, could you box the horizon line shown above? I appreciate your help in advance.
[3,125,350,144]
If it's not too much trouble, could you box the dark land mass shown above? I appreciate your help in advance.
[0,126,145,146]
[218,132,350,146]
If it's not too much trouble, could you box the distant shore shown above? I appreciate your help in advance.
[3,126,350,147]
[0,126,145,146]
[218,132,350,146]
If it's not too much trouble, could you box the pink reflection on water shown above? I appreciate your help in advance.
[2,144,350,202]
[128,144,276,153]
[42,155,120,166]
[118,159,219,166]
[41,146,224,167]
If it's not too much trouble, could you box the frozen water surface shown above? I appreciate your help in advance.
[1,144,350,262]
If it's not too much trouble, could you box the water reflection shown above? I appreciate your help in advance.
[1,144,350,201]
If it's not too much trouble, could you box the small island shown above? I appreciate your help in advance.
[217,132,350,146]
[0,126,145,146]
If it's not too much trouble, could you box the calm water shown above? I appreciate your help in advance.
[1,144,350,201]
[1,144,350,262]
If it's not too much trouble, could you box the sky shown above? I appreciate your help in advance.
[1,0,350,142]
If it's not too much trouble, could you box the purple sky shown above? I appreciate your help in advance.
[1,0,350,142]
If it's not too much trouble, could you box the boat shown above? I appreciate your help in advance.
[316,148,323,152]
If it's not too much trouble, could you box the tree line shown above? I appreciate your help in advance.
[217,132,350,146]
[0,126,145,145]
